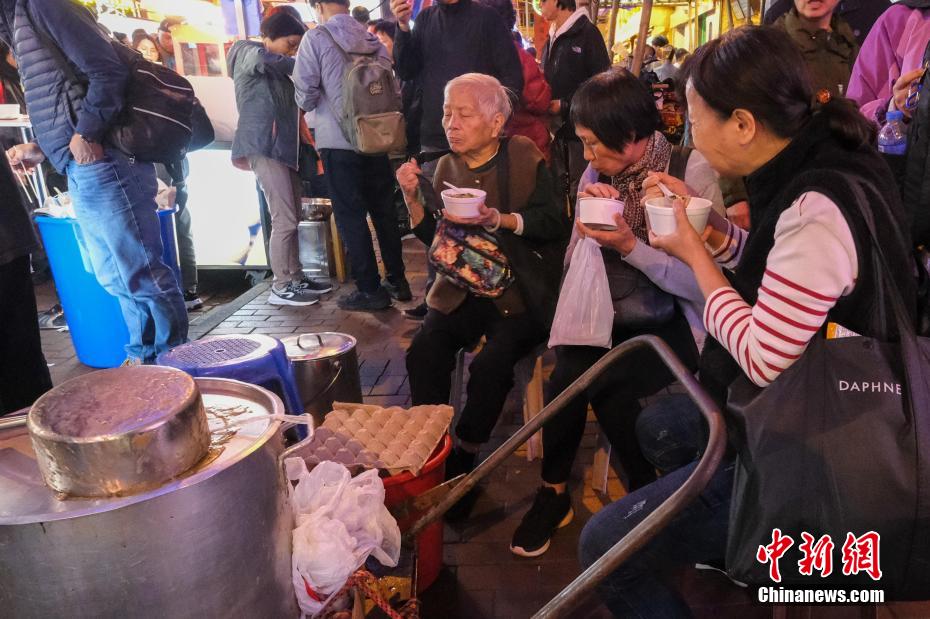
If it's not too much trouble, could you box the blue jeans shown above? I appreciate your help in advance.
[635,394,708,475]
[67,149,188,362]
[579,458,735,618]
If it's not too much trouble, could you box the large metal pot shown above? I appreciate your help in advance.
[0,377,298,619]
[300,197,332,221]
[27,366,210,497]
[281,333,363,425]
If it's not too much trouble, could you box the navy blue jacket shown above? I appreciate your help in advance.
[0,0,128,172]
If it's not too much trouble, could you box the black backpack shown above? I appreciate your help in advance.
[31,11,214,164]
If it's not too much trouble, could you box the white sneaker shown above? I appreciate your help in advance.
[268,282,319,306]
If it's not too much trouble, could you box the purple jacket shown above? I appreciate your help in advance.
[847,4,930,123]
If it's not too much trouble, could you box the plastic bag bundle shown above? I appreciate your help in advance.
[548,237,613,348]
[285,459,401,617]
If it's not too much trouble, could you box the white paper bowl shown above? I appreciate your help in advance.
[441,188,486,218]
[578,196,624,230]
[645,197,713,236]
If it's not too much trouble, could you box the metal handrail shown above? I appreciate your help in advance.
[534,336,726,618]
[404,335,727,618]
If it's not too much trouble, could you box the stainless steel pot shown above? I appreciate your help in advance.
[27,366,210,497]
[300,197,332,221]
[281,332,363,425]
[0,378,298,619]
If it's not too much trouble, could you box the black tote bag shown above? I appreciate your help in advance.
[724,177,930,598]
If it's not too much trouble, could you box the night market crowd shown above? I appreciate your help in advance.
[3,0,930,615]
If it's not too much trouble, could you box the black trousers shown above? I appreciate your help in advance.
[541,313,698,490]
[407,296,545,445]
[320,149,407,293]
[0,255,52,414]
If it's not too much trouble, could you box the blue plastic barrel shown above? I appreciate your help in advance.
[36,210,181,368]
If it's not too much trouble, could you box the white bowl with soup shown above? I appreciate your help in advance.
[578,196,624,230]
[645,196,713,236]
[441,188,486,219]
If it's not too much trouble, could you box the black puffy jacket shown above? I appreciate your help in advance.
[0,0,128,172]
[541,13,610,138]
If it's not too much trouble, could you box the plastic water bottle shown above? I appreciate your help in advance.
[878,110,908,156]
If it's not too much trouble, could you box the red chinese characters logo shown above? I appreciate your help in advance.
[756,528,794,582]
[798,532,834,577]
[756,530,882,582]
[841,531,883,581]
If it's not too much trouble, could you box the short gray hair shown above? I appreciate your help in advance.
[444,73,513,122]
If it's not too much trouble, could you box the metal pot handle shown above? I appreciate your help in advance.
[297,333,325,350]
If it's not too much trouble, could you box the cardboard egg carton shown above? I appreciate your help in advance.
[296,402,453,476]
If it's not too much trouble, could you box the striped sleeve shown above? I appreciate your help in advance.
[702,192,858,387]
[709,219,749,270]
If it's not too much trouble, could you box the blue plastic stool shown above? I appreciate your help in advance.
[156,335,305,434]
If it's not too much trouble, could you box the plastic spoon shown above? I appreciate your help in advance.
[442,181,465,192]
[657,181,689,206]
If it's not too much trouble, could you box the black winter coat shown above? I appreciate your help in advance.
[0,156,36,266]
[393,0,523,151]
[541,14,610,139]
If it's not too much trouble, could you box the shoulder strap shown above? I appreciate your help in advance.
[496,137,511,214]
[667,145,693,181]
[317,25,377,61]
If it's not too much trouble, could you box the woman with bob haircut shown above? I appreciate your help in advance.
[578,26,916,616]
[510,68,724,558]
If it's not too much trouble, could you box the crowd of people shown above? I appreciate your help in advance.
[2,0,930,614]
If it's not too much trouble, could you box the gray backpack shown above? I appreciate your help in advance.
[319,26,406,155]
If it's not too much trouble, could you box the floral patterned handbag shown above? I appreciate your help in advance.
[427,138,515,298]
[428,220,514,297]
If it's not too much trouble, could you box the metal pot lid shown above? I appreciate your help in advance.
[28,366,197,442]
[281,332,357,361]
[0,377,284,526]
[27,366,210,498]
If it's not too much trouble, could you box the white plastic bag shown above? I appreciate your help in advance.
[286,459,401,617]
[548,237,614,348]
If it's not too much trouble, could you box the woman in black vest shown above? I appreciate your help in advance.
[577,27,916,616]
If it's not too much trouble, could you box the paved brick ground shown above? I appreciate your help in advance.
[30,239,930,618]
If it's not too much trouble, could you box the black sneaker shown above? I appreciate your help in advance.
[403,302,429,321]
[296,277,333,294]
[510,487,574,557]
[269,282,320,306]
[184,289,204,311]
[382,278,413,302]
[337,287,391,311]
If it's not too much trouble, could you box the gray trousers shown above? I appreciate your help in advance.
[250,155,303,285]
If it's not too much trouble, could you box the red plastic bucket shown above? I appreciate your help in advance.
[382,434,452,592]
